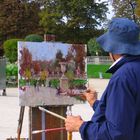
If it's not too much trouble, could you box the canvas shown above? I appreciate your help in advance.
[18,41,87,106]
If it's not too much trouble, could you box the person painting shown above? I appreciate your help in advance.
[65,18,140,140]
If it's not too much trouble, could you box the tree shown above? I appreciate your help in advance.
[19,47,33,79]
[39,0,108,43]
[32,61,41,75]
[135,0,140,17]
[112,0,140,23]
[0,0,43,45]
[56,49,63,61]
[87,38,108,56]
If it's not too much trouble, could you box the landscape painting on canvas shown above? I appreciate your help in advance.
[18,41,87,106]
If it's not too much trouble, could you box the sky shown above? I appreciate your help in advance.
[95,0,114,29]
[107,2,114,19]
[97,0,114,19]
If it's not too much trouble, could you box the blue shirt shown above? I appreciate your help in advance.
[80,55,140,140]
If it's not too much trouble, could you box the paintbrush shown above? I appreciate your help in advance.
[39,107,66,120]
[32,127,66,134]
[32,129,46,134]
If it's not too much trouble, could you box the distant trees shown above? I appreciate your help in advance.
[0,0,42,45]
[39,0,108,43]
[0,0,110,58]
[112,0,140,23]
[112,0,134,19]
[0,0,109,45]
[87,38,108,56]
[136,0,140,17]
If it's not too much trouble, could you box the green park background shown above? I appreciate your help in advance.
[1,0,140,87]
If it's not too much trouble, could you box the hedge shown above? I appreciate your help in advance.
[3,39,23,63]
[25,34,43,42]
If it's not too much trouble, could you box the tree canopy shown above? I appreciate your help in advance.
[0,0,43,45]
[0,0,109,52]
[39,0,108,43]
[112,0,140,23]
[136,0,140,17]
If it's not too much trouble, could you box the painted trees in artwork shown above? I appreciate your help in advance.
[32,61,41,76]
[19,47,33,81]
[72,44,86,76]
[56,49,63,61]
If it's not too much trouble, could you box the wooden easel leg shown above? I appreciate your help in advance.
[17,106,25,140]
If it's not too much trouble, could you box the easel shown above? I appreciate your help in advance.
[17,106,72,140]
[17,35,86,140]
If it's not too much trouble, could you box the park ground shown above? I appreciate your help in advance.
[0,78,109,140]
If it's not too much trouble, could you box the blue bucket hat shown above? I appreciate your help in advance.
[96,18,140,55]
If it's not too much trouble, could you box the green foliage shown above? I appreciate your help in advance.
[112,0,131,18]
[3,39,22,63]
[39,0,108,43]
[136,0,140,17]
[112,0,140,23]
[0,0,109,44]
[87,38,108,56]
[25,34,44,42]
[87,64,111,79]
[6,63,18,77]
[0,0,42,45]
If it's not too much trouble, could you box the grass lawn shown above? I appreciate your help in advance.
[87,64,112,79]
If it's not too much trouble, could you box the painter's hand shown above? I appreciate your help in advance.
[65,116,84,132]
[83,89,98,106]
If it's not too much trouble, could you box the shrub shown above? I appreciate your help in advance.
[6,63,18,77]
[3,39,23,63]
[25,34,43,42]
